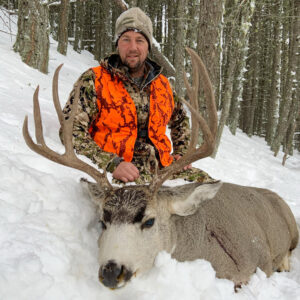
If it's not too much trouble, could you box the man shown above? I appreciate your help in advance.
[61,7,213,184]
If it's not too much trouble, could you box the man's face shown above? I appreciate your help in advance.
[117,31,149,75]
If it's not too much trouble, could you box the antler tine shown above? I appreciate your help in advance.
[33,85,46,146]
[189,48,201,150]
[52,63,64,127]
[23,65,114,189]
[149,48,217,192]
[188,48,217,137]
[188,48,200,98]
[183,47,200,151]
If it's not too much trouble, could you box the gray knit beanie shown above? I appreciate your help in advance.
[115,7,153,49]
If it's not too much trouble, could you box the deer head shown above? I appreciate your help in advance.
[23,48,219,289]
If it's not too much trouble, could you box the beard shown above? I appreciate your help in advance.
[122,53,145,74]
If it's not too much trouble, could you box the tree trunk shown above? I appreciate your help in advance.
[186,0,198,50]
[197,0,222,105]
[155,2,163,44]
[212,0,245,157]
[228,60,242,135]
[95,0,112,61]
[73,0,84,53]
[49,2,60,41]
[228,0,255,135]
[137,0,147,11]
[240,5,260,137]
[266,0,282,145]
[271,0,299,156]
[164,0,175,63]
[196,0,222,157]
[255,8,270,137]
[283,98,299,156]
[57,0,70,55]
[14,0,49,74]
[173,0,186,98]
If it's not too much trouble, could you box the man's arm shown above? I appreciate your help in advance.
[168,93,191,155]
[60,69,117,171]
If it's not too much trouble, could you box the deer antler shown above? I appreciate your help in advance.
[149,48,218,191]
[23,64,113,189]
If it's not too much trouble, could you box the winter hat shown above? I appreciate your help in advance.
[115,7,153,49]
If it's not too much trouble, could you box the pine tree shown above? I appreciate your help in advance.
[57,0,70,55]
[14,0,49,74]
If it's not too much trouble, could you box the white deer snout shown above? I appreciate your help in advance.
[98,223,161,287]
[99,260,133,289]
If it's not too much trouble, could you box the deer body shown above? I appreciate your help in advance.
[86,180,298,288]
[171,182,298,284]
[23,48,298,289]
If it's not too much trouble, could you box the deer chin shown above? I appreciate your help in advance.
[99,277,128,290]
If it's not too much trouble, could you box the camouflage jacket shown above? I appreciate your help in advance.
[61,54,191,176]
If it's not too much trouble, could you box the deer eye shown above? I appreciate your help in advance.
[100,220,107,230]
[142,218,155,229]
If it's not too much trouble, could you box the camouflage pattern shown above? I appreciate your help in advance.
[61,54,215,184]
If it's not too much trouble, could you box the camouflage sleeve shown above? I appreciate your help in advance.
[60,69,118,171]
[168,92,191,155]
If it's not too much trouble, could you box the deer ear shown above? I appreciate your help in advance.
[168,181,222,216]
[80,178,106,210]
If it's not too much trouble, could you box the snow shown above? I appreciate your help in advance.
[1,11,300,300]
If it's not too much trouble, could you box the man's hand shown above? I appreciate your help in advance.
[112,161,140,182]
[173,154,192,170]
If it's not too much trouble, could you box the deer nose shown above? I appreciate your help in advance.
[100,261,121,288]
[99,261,133,288]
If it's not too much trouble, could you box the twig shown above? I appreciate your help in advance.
[0,29,16,36]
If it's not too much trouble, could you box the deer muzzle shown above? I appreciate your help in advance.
[99,260,133,289]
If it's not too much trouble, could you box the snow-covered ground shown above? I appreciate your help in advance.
[1,10,300,300]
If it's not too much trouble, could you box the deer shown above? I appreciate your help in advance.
[23,48,299,290]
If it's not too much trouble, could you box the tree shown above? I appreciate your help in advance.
[94,0,112,61]
[271,0,299,156]
[265,0,282,145]
[9,0,300,155]
[57,0,70,55]
[227,1,255,136]
[173,0,186,98]
[240,1,264,138]
[164,0,175,62]
[197,0,222,106]
[13,0,49,74]
[48,1,59,41]
[212,0,254,157]
[196,0,222,157]
[73,0,84,53]
[186,0,198,51]
[0,0,18,9]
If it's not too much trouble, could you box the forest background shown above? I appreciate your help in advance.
[1,0,299,161]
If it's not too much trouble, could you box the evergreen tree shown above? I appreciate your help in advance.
[14,0,49,74]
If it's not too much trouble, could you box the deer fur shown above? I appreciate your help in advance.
[84,180,298,288]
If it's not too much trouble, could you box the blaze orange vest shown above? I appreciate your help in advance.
[89,66,174,167]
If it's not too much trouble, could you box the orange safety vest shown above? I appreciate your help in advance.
[89,66,174,167]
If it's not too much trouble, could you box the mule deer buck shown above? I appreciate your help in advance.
[23,48,298,289]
